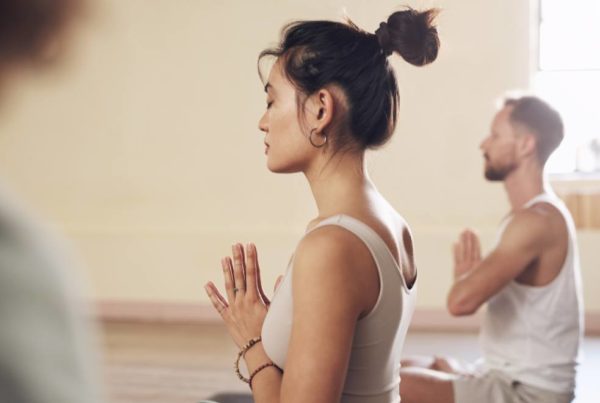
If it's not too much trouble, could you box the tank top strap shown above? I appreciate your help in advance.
[519,191,577,279]
[522,192,559,209]
[308,214,409,291]
[522,192,573,231]
[309,215,387,258]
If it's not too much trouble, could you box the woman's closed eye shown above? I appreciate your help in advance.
[266,100,274,109]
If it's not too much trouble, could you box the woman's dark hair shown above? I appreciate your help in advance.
[259,7,440,153]
[0,0,82,66]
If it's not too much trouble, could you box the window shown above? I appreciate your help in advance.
[533,0,600,176]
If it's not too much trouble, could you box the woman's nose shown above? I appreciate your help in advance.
[258,112,268,133]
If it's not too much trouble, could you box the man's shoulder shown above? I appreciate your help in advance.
[506,207,549,233]
[500,201,567,251]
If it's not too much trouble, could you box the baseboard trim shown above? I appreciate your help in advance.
[97,300,220,323]
[96,300,600,335]
[409,308,483,332]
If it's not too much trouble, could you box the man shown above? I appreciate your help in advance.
[400,95,584,403]
[0,1,103,402]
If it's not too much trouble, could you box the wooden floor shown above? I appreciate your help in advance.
[101,322,246,403]
[100,321,600,403]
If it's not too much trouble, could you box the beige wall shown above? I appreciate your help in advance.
[0,0,598,311]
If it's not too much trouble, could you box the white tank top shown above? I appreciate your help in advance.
[480,192,584,393]
[262,214,417,403]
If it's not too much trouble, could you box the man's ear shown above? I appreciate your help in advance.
[519,133,538,159]
[307,88,335,133]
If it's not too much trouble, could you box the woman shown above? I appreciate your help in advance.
[204,7,440,403]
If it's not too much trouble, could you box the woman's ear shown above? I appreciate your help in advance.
[307,88,335,133]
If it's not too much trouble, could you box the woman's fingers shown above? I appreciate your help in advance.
[244,243,259,301]
[221,242,271,306]
[252,244,271,305]
[205,282,229,317]
[222,257,235,303]
[232,243,246,296]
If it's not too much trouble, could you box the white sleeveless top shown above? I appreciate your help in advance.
[480,192,584,393]
[262,214,417,403]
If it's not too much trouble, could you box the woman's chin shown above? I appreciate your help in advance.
[267,164,287,173]
[266,160,281,173]
[266,161,299,174]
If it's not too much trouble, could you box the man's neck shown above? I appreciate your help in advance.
[503,162,546,212]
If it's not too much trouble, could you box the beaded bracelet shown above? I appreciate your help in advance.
[234,336,262,383]
[249,362,282,390]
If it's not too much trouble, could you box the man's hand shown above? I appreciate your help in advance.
[453,229,481,280]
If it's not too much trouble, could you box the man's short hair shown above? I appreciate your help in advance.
[503,95,564,165]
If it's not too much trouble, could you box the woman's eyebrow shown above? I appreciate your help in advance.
[264,82,272,93]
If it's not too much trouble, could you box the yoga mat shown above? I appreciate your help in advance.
[200,392,254,403]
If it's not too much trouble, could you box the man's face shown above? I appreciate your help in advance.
[479,106,520,181]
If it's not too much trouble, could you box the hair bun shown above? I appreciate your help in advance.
[376,7,440,66]
[375,22,394,57]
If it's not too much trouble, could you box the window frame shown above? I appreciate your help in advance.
[531,0,600,179]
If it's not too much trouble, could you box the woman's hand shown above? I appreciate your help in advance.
[204,243,271,348]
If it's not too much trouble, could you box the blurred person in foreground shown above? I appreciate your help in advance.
[0,1,102,402]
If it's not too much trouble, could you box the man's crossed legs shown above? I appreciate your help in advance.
[400,356,575,403]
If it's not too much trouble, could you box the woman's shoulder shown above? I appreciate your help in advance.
[293,219,375,278]
[298,221,365,260]
[291,223,375,312]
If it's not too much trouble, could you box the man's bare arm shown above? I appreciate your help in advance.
[447,210,549,316]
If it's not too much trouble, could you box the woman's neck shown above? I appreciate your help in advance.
[304,151,373,218]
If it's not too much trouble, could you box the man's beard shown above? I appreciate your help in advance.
[484,161,516,181]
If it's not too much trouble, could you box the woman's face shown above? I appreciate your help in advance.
[258,60,316,173]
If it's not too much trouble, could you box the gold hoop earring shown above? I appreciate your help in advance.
[309,128,327,148]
